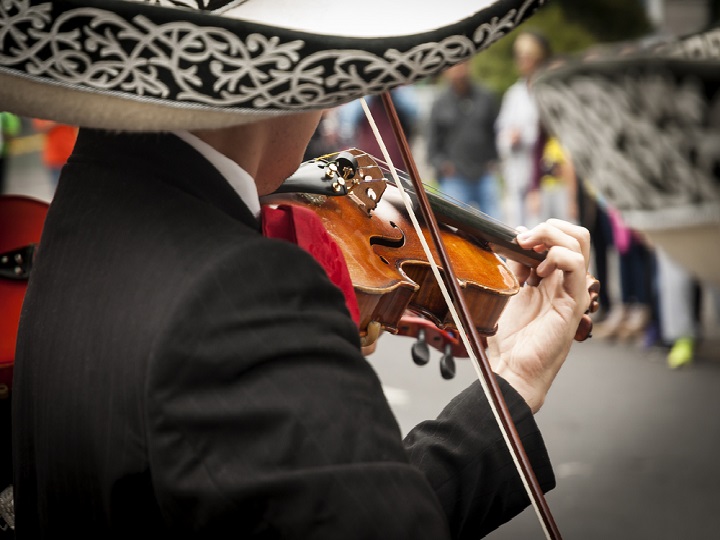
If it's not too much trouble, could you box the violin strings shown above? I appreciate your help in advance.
[357,100,456,344]
[359,97,553,540]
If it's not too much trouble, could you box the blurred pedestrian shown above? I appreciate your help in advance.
[656,247,700,368]
[593,206,654,343]
[426,60,501,219]
[577,179,614,321]
[496,30,552,227]
[531,128,577,224]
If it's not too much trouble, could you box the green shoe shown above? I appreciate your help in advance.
[667,337,694,369]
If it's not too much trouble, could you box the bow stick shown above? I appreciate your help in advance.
[361,91,562,540]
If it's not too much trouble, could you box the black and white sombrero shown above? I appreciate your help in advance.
[532,27,720,286]
[0,0,546,130]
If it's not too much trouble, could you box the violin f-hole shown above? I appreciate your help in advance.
[369,221,405,251]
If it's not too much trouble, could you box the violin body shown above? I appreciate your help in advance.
[263,149,519,343]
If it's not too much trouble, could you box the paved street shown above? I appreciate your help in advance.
[368,332,720,540]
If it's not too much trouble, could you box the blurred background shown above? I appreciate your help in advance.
[2,1,720,538]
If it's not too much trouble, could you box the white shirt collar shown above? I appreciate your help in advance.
[173,130,261,219]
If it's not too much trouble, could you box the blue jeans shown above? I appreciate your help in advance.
[437,172,501,220]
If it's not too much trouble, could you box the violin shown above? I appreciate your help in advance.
[262,149,600,376]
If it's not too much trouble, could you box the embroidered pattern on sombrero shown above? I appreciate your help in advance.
[536,68,720,229]
[663,27,720,60]
[132,0,251,13]
[0,0,543,112]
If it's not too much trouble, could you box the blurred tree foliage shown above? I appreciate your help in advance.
[557,0,652,42]
[469,0,652,96]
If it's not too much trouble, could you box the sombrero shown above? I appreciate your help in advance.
[532,27,720,286]
[0,0,546,131]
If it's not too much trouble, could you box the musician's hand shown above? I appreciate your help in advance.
[487,219,591,413]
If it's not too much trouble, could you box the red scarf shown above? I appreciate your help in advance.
[261,204,360,326]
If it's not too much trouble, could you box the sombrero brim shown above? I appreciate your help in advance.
[536,57,720,227]
[0,0,546,130]
[533,28,720,285]
[534,39,720,228]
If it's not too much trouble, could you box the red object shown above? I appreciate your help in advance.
[32,119,79,168]
[262,204,361,326]
[0,195,49,389]
[395,315,469,357]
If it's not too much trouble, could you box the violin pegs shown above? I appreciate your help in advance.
[411,329,430,366]
[439,344,456,380]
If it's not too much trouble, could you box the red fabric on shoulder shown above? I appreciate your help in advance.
[261,204,361,326]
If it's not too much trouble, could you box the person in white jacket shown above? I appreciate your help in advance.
[496,31,552,227]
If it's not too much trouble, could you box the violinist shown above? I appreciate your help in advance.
[5,1,591,538]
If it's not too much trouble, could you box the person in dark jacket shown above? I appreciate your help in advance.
[427,60,502,219]
[3,1,592,538]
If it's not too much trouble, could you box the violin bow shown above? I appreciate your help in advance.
[367,92,562,540]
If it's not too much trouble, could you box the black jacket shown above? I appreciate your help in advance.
[427,84,500,180]
[12,130,554,539]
